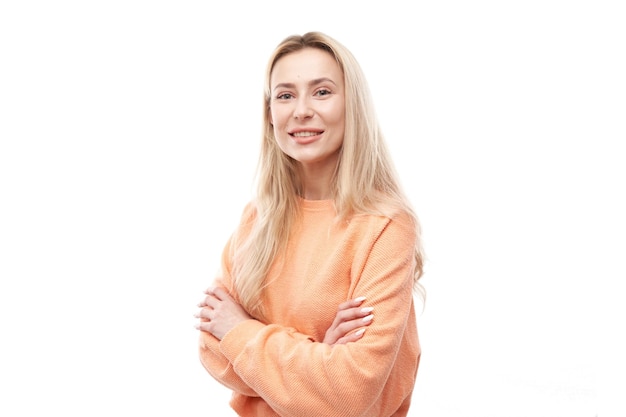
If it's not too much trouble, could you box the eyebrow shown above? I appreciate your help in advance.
[272,77,337,92]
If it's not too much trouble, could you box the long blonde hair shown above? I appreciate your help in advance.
[231,32,424,320]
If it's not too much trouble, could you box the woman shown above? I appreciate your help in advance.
[196,31,425,417]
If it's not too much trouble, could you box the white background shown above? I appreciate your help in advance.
[1,1,624,416]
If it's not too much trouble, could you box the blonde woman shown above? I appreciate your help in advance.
[196,31,425,417]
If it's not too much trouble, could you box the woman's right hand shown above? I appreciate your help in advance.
[323,297,374,345]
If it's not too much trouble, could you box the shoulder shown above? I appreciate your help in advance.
[381,209,417,243]
[227,201,259,243]
[359,204,416,229]
[235,200,263,226]
[240,200,257,221]
[352,207,417,244]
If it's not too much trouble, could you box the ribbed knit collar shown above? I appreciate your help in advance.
[298,197,334,212]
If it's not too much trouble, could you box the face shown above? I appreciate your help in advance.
[269,48,345,171]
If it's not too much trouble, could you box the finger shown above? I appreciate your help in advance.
[328,307,373,334]
[335,306,374,323]
[198,293,217,308]
[205,286,232,302]
[336,296,367,311]
[197,295,212,307]
[194,307,213,321]
[199,287,218,306]
[325,313,373,343]
[195,321,214,333]
[334,328,367,345]
[334,313,374,335]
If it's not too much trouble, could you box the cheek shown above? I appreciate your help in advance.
[329,111,345,133]
[270,108,283,129]
[270,108,291,133]
[326,103,345,128]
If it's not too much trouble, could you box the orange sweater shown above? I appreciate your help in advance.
[199,199,420,417]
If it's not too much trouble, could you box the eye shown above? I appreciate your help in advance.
[276,92,294,100]
[315,89,332,97]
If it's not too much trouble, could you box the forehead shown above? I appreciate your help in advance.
[270,48,343,86]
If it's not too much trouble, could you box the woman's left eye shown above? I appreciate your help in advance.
[315,89,331,97]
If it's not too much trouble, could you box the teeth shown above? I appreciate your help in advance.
[292,131,319,137]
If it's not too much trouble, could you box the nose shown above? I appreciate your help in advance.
[293,97,314,120]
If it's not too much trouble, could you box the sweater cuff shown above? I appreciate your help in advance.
[220,319,265,362]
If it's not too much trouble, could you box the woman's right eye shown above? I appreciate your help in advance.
[276,93,294,100]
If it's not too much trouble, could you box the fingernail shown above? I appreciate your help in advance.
[361,307,374,314]
[355,328,366,336]
[362,314,374,322]
[354,296,366,303]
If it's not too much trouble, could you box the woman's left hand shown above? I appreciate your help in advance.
[195,286,253,340]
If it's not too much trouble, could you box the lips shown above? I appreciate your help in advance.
[289,129,324,144]
[291,131,320,137]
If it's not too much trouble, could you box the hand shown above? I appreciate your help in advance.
[323,297,374,345]
[195,286,253,340]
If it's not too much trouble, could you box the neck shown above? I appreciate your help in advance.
[298,163,335,201]
[301,188,332,200]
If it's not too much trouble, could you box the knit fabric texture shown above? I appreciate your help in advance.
[199,198,420,417]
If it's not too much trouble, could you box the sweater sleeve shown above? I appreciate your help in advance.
[198,328,258,397]
[198,212,259,398]
[219,213,418,417]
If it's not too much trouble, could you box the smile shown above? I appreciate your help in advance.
[291,131,323,137]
